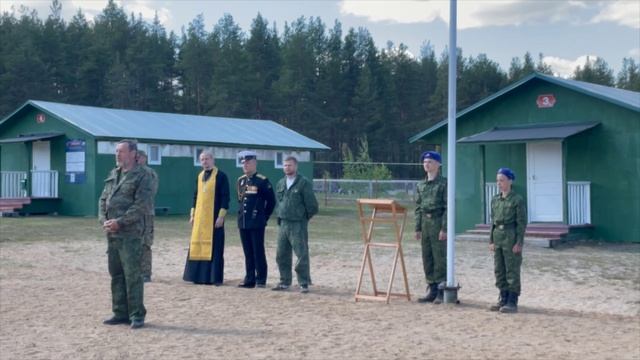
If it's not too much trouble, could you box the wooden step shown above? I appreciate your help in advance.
[0,198,31,213]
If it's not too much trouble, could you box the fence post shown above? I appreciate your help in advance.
[323,177,328,207]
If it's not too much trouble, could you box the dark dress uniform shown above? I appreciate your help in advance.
[237,172,276,287]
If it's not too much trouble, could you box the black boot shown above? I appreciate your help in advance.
[499,292,519,313]
[433,283,444,304]
[489,290,508,311]
[418,283,438,303]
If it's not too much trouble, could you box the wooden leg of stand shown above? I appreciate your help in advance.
[385,246,401,304]
[398,245,411,301]
[355,243,370,302]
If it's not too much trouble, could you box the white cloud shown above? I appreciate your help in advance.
[629,48,640,60]
[123,1,171,24]
[339,0,590,29]
[542,54,597,78]
[591,1,640,29]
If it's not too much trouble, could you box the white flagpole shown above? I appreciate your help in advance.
[444,0,459,304]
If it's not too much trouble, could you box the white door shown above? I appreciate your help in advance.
[526,141,563,222]
[32,141,51,197]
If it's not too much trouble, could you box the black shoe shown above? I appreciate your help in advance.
[103,316,130,325]
[272,283,289,291]
[417,283,438,303]
[213,282,222,287]
[490,290,508,311]
[256,283,266,288]
[433,284,444,305]
[300,285,309,294]
[143,276,151,283]
[238,282,256,288]
[130,319,144,329]
[500,292,519,313]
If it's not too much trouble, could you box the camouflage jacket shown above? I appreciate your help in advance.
[414,173,447,232]
[98,165,153,238]
[275,174,318,222]
[489,191,527,245]
[141,165,159,215]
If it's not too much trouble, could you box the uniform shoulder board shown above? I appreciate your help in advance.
[493,193,501,198]
[256,174,267,180]
[237,174,247,180]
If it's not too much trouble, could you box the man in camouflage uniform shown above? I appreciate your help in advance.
[99,139,153,329]
[415,151,447,304]
[137,150,158,283]
[272,156,318,293]
[236,151,276,288]
[489,167,526,313]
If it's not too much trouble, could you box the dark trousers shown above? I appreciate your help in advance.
[239,227,268,285]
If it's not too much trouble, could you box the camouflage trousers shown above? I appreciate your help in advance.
[420,215,447,284]
[107,236,146,321]
[141,215,154,278]
[276,220,310,286]
[493,228,523,294]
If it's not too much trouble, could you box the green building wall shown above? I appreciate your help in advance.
[416,78,639,242]
[94,153,314,216]
[0,107,98,216]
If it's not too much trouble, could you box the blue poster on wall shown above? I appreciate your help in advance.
[65,139,86,184]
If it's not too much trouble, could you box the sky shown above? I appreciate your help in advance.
[2,0,639,78]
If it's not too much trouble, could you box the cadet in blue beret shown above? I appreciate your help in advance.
[489,167,526,313]
[415,150,447,304]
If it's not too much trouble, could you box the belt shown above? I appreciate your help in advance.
[424,210,444,219]
[494,222,516,230]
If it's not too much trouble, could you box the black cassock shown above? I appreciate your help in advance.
[183,169,230,285]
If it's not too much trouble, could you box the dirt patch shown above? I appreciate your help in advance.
[1,216,639,359]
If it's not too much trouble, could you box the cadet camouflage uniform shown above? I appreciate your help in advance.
[415,173,447,302]
[274,174,318,288]
[99,165,153,322]
[237,172,276,287]
[141,165,158,280]
[490,191,526,309]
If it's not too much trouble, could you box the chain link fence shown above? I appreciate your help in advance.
[313,179,420,207]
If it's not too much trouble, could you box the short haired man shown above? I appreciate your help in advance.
[99,139,153,329]
[272,156,319,293]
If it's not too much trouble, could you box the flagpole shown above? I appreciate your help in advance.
[444,0,460,304]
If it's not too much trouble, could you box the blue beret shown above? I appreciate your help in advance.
[497,167,515,181]
[421,151,441,163]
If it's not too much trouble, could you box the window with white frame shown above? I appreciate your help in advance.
[236,151,244,167]
[147,144,161,165]
[275,151,286,168]
[194,147,205,166]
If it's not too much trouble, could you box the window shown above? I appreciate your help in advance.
[275,151,285,169]
[236,151,244,167]
[148,144,161,165]
[194,147,204,166]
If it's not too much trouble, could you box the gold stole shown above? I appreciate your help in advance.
[189,168,217,260]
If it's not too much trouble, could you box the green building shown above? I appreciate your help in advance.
[0,100,329,216]
[410,72,639,242]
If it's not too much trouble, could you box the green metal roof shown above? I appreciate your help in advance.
[409,72,640,143]
[457,122,600,144]
[1,100,330,151]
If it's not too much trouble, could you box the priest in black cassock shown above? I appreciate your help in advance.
[183,150,230,285]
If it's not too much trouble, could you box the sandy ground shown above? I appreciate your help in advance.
[1,218,639,360]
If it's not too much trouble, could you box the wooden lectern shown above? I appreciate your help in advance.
[354,199,411,303]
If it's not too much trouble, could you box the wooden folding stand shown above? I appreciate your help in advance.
[354,199,411,304]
